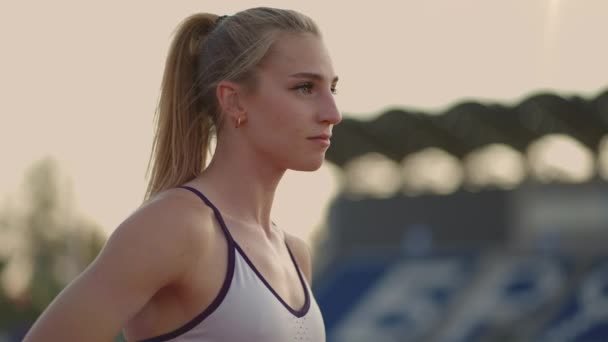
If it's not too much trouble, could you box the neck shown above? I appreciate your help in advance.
[192,136,285,236]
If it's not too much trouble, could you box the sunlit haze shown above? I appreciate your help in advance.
[1,0,607,241]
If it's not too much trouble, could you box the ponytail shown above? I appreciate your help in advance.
[144,14,219,202]
[143,8,320,202]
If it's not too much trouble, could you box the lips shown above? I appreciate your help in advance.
[308,133,332,140]
[308,133,332,148]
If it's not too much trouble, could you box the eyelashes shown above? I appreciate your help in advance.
[294,83,314,95]
[292,82,338,95]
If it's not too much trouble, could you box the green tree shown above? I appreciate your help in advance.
[0,157,106,336]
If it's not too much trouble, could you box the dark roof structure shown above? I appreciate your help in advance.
[326,89,608,168]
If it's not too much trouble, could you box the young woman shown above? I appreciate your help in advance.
[24,7,341,342]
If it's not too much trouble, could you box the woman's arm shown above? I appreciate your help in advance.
[23,194,203,342]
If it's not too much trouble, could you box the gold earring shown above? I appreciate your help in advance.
[235,116,246,128]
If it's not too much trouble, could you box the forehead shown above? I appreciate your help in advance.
[258,32,336,80]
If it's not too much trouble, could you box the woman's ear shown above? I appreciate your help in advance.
[216,80,246,119]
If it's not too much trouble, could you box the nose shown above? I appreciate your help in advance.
[318,92,342,125]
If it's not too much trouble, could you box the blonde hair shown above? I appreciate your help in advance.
[144,8,320,201]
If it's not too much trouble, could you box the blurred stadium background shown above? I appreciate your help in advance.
[313,89,608,342]
[3,89,608,341]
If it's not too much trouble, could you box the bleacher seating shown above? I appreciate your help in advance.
[315,252,608,342]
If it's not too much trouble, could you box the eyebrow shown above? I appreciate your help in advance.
[288,72,339,83]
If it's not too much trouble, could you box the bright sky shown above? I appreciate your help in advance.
[1,0,607,242]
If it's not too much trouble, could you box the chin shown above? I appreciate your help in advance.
[296,165,323,172]
[290,158,325,172]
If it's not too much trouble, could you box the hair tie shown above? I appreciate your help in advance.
[216,15,229,26]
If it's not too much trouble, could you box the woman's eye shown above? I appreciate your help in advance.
[295,83,314,94]
[293,83,337,96]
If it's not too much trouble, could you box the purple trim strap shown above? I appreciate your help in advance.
[177,186,237,244]
[284,240,312,315]
[179,185,310,317]
[233,241,311,318]
[137,186,236,342]
[137,185,311,341]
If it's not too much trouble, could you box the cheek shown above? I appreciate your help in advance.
[256,93,304,133]
[246,99,290,150]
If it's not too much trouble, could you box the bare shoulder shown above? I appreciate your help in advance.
[130,187,215,237]
[23,187,217,341]
[111,187,215,263]
[93,186,219,315]
[95,187,217,292]
[283,231,314,285]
